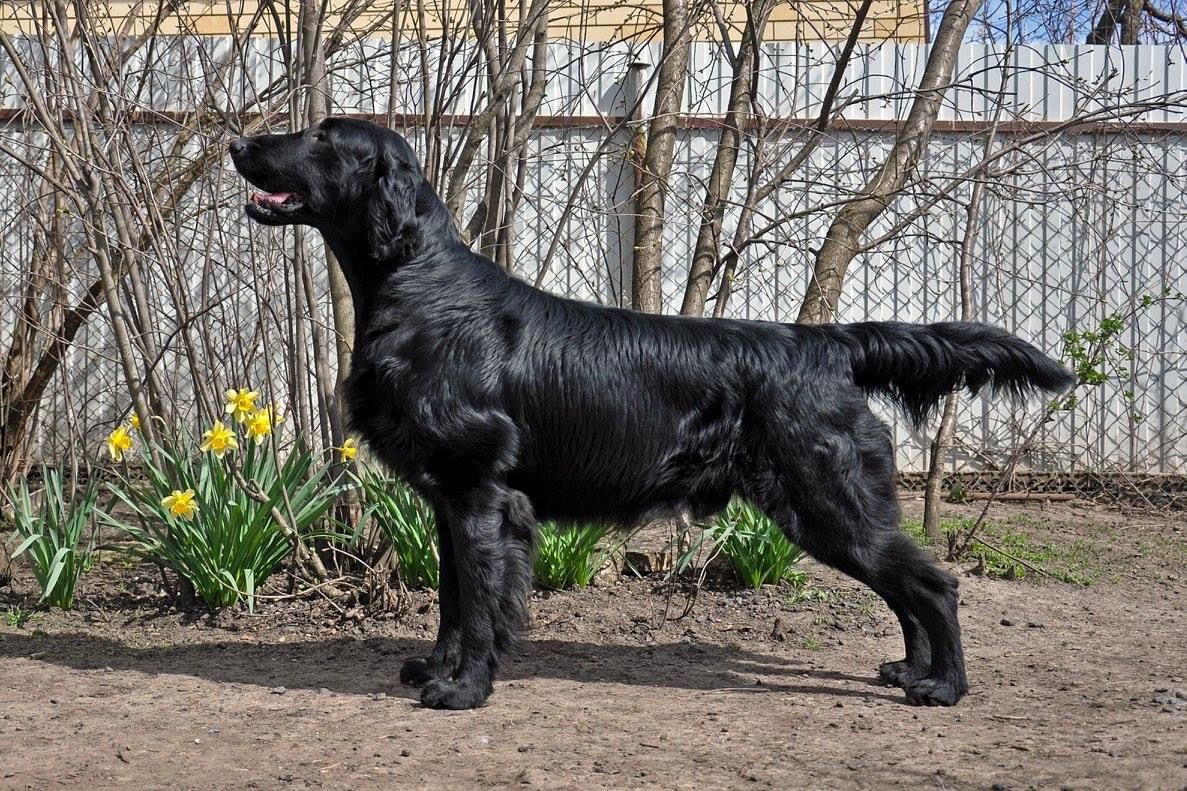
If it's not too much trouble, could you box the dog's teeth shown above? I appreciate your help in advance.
[249,190,296,207]
[253,191,295,205]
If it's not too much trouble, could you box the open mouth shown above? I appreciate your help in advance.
[249,190,304,210]
[243,187,308,224]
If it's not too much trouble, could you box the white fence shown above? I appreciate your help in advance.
[5,37,1176,122]
[1,38,1185,474]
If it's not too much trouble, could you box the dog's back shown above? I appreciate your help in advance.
[482,272,848,524]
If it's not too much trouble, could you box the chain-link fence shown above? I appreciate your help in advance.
[1,24,1184,504]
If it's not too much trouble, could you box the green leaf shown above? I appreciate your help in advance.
[41,546,73,601]
[11,533,42,559]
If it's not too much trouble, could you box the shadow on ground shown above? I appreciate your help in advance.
[0,630,902,704]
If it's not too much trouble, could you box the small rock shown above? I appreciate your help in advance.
[591,560,620,586]
[1026,622,1045,629]
[1153,692,1186,708]
[623,549,673,576]
[399,749,411,757]
[270,686,287,695]
[1000,618,1015,626]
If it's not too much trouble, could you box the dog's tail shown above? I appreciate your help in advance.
[819,321,1075,427]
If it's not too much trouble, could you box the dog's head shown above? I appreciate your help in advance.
[229,118,448,260]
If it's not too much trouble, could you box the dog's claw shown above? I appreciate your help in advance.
[878,659,926,688]
[420,678,492,710]
[904,676,967,707]
[400,657,437,686]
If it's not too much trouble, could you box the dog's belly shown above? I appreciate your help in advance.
[508,434,739,526]
[500,373,748,525]
[512,473,734,526]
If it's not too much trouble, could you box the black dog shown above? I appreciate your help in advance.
[230,118,1073,710]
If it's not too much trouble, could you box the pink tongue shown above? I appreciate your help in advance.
[254,191,294,205]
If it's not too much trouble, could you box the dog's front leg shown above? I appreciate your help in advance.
[401,514,462,685]
[419,499,504,710]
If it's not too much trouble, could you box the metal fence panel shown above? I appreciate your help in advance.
[1,40,1184,474]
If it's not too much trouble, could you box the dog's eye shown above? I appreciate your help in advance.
[312,131,327,143]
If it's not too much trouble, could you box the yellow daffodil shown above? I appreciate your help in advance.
[161,489,198,521]
[106,425,134,462]
[200,420,238,458]
[337,436,359,463]
[245,405,280,445]
[224,388,260,423]
[129,413,141,430]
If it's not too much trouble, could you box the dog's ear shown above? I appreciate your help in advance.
[366,145,421,260]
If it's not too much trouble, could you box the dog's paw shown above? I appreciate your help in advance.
[878,659,925,688]
[903,676,968,707]
[400,657,439,686]
[420,677,492,710]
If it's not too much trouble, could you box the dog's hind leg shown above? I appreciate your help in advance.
[878,605,932,688]
[749,406,967,706]
[871,538,966,705]
[400,513,462,686]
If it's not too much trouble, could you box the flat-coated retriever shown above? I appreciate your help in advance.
[230,118,1073,710]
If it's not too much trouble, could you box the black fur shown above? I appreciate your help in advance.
[230,118,1075,711]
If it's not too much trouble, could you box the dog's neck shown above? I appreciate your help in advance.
[320,232,392,344]
[321,229,467,351]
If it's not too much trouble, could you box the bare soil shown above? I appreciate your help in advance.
[1,499,1185,790]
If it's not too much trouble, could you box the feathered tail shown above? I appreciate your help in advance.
[820,321,1075,427]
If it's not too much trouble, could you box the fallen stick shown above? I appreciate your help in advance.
[961,492,1076,502]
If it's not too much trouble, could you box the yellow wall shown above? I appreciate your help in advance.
[0,1,925,42]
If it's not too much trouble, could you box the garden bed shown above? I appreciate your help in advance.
[2,498,1185,789]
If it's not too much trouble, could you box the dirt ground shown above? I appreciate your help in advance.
[1,498,1185,790]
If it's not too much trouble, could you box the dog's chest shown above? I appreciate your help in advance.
[343,331,477,479]
[344,349,420,469]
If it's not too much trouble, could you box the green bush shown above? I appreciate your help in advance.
[5,467,100,609]
[104,436,339,611]
[706,499,805,589]
[357,469,439,589]
[533,522,616,590]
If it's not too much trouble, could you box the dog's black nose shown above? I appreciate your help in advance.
[229,137,249,155]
